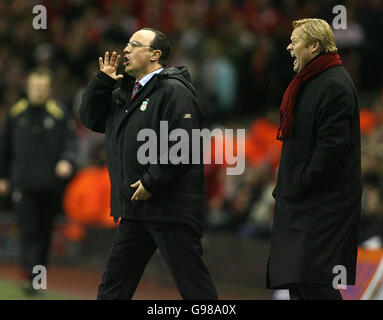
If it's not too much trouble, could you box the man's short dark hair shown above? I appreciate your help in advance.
[141,27,171,67]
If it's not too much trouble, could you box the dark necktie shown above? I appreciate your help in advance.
[131,81,142,101]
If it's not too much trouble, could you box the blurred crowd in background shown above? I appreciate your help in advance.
[0,0,382,245]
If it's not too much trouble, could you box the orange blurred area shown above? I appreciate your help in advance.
[246,117,282,170]
[63,166,116,241]
[360,108,383,136]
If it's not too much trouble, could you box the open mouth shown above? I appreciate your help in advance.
[291,54,297,66]
[123,56,130,66]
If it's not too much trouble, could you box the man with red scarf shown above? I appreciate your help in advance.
[267,19,362,300]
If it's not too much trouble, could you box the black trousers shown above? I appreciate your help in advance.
[13,189,58,280]
[289,283,343,300]
[97,219,218,300]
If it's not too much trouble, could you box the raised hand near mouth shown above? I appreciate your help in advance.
[99,51,124,80]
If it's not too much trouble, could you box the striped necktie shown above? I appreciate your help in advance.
[131,81,142,101]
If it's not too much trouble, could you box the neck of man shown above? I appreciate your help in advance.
[299,51,321,72]
[135,63,163,81]
[29,99,48,107]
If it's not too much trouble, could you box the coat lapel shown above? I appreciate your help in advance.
[115,74,160,134]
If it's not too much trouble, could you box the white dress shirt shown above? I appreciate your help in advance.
[137,68,164,87]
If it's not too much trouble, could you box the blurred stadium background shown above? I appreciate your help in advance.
[0,0,382,300]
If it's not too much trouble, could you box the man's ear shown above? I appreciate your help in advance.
[151,49,162,63]
[311,41,320,54]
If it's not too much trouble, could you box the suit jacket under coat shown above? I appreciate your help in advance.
[79,67,206,236]
[267,64,362,289]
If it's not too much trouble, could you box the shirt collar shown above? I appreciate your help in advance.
[137,68,164,87]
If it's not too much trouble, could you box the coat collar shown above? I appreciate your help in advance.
[137,68,164,87]
[115,72,161,136]
[126,73,160,113]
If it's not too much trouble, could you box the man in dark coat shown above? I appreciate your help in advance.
[267,19,362,300]
[0,68,77,295]
[79,28,217,300]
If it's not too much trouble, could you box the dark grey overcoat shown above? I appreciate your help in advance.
[267,64,362,289]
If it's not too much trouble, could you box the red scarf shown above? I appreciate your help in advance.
[276,53,342,141]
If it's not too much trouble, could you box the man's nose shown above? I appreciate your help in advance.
[287,43,292,51]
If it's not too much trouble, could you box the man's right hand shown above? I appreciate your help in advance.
[0,179,10,196]
[99,51,124,80]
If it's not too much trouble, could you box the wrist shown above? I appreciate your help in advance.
[96,71,117,86]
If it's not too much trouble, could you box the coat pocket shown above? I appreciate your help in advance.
[278,196,307,232]
[296,162,307,195]
[281,162,308,201]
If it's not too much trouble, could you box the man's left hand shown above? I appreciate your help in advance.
[131,180,152,201]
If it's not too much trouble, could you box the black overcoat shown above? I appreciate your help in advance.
[0,99,77,191]
[79,67,206,236]
[267,64,362,289]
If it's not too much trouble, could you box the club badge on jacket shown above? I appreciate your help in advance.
[140,99,149,111]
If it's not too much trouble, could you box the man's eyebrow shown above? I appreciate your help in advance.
[125,40,139,46]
